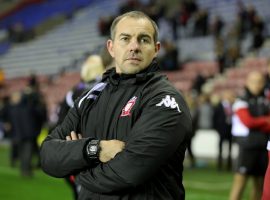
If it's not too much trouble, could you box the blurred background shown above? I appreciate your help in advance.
[0,0,269,199]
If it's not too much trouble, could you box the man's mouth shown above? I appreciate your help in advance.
[126,57,142,61]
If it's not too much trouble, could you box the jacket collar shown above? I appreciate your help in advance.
[102,59,160,85]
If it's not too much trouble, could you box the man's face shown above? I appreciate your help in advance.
[246,72,265,96]
[107,17,160,74]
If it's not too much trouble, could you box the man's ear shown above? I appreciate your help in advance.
[154,42,161,57]
[107,39,115,58]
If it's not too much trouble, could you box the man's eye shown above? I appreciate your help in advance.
[141,38,150,43]
[121,37,129,41]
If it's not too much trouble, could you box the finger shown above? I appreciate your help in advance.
[78,134,82,139]
[71,131,78,140]
[66,136,71,141]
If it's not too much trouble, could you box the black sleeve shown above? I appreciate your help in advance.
[76,91,191,193]
[40,101,90,178]
[40,82,105,178]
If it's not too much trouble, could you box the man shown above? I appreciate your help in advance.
[58,54,106,125]
[230,71,270,200]
[262,139,270,200]
[213,90,235,171]
[40,11,192,199]
[262,62,270,200]
[5,80,47,177]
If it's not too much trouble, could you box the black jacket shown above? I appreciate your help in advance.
[40,62,192,200]
[213,101,232,140]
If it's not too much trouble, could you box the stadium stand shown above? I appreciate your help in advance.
[0,0,123,79]
[0,0,96,30]
[0,0,126,118]
[0,0,97,56]
[197,0,270,23]
[178,0,270,61]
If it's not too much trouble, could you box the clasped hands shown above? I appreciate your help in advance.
[66,131,125,163]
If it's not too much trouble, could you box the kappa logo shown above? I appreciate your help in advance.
[120,96,137,117]
[156,95,181,113]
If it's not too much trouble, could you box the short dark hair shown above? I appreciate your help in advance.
[110,11,159,43]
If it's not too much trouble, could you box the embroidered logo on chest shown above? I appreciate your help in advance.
[121,96,137,117]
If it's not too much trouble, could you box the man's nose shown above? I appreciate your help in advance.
[129,40,140,52]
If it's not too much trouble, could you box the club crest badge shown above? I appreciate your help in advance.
[121,96,137,117]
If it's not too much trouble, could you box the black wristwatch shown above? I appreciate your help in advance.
[84,139,100,164]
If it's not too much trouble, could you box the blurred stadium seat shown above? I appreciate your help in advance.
[0,0,123,78]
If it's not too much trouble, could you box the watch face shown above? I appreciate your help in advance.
[86,140,100,160]
[89,145,97,152]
